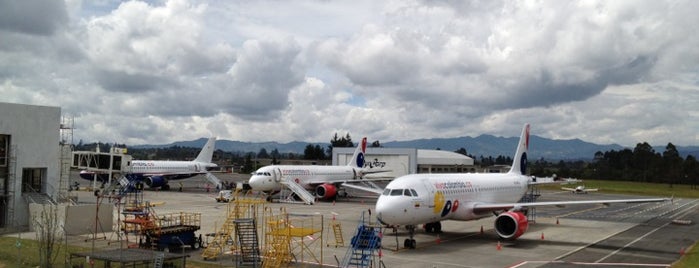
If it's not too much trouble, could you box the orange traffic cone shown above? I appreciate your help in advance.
[496,241,502,251]
[556,218,560,225]
[436,235,441,244]
[680,247,686,255]
[541,232,545,240]
[480,225,484,234]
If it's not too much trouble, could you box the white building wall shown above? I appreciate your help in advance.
[0,102,60,228]
[332,148,418,178]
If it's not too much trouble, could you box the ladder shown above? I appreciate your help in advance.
[205,172,222,190]
[153,252,165,268]
[329,220,344,247]
[201,215,236,260]
[235,218,261,266]
[280,177,315,205]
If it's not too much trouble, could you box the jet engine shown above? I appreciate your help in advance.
[315,184,338,200]
[145,176,167,188]
[494,211,529,240]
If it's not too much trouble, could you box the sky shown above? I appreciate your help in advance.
[1,0,698,147]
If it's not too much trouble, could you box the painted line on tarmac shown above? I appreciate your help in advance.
[595,199,699,263]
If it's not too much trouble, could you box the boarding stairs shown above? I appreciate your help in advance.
[340,213,382,268]
[235,218,261,266]
[205,172,223,190]
[280,177,315,205]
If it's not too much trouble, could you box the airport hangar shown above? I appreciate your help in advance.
[332,147,477,178]
[0,102,110,234]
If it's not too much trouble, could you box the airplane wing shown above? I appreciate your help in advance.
[561,187,575,191]
[586,188,599,192]
[472,197,671,214]
[340,182,383,195]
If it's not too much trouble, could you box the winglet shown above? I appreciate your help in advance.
[347,137,367,168]
[508,124,530,175]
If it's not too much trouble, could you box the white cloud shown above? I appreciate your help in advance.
[0,0,698,147]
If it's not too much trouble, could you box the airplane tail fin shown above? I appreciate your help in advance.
[508,124,530,175]
[194,137,217,163]
[347,137,367,168]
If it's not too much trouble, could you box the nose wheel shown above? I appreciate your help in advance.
[404,225,417,249]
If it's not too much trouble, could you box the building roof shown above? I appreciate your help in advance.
[417,149,474,165]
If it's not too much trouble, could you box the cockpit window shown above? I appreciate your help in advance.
[410,189,418,197]
[403,189,412,196]
[390,189,403,196]
[383,189,391,195]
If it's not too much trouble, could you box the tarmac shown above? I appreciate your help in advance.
[52,173,699,267]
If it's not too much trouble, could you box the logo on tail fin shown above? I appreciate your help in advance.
[520,125,530,174]
[356,138,367,167]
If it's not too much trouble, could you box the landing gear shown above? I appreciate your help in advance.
[403,225,417,249]
[424,222,442,233]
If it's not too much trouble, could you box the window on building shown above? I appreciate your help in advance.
[22,168,45,193]
[0,135,7,167]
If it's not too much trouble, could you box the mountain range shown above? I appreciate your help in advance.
[132,135,699,161]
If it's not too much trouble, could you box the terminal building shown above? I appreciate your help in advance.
[332,147,475,178]
[0,102,64,229]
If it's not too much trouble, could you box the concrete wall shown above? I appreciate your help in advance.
[28,203,113,235]
[0,102,61,227]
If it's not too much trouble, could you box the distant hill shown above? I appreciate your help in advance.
[131,136,699,161]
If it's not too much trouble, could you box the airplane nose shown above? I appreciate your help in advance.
[248,176,265,190]
[375,197,392,225]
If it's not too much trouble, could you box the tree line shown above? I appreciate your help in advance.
[75,139,698,185]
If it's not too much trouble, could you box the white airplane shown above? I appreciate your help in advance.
[374,124,670,249]
[248,137,385,200]
[79,137,219,190]
[562,185,599,194]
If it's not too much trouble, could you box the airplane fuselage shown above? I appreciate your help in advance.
[248,165,361,192]
[376,172,529,226]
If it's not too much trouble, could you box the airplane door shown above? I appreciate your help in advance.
[274,168,282,182]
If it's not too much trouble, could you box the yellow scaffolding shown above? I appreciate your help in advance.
[262,208,324,268]
[202,190,267,260]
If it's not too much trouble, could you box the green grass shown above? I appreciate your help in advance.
[539,179,699,199]
[673,243,699,268]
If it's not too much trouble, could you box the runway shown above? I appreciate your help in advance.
[67,173,697,267]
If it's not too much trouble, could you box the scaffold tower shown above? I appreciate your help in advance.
[58,115,74,203]
[262,208,324,268]
[201,190,267,260]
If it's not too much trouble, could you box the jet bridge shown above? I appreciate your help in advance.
[72,147,133,186]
